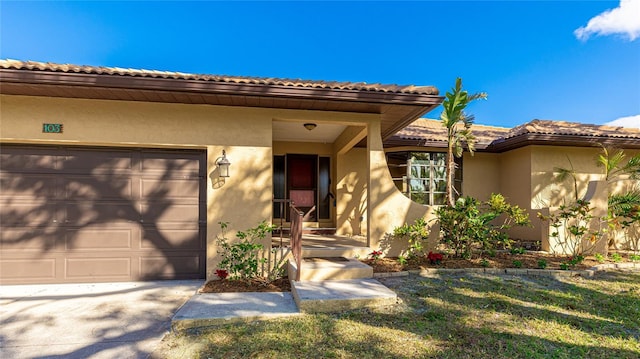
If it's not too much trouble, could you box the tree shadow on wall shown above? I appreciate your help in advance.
[0,145,207,281]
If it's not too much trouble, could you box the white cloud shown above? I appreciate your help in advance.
[605,115,640,128]
[574,0,640,41]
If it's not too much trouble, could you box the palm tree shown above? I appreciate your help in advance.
[440,78,487,206]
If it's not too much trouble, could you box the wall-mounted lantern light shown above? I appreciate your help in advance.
[216,150,231,178]
[304,123,317,131]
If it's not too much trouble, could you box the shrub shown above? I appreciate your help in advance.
[610,253,623,263]
[538,200,603,256]
[510,247,526,255]
[594,253,606,263]
[368,250,383,263]
[216,220,276,281]
[537,259,547,269]
[393,218,430,258]
[512,260,523,268]
[427,251,444,264]
[480,258,490,268]
[215,269,229,280]
[397,255,408,266]
[436,193,531,258]
[560,255,584,270]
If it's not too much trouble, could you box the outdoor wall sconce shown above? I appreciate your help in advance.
[303,123,317,131]
[216,150,231,178]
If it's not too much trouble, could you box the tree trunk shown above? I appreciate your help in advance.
[446,141,455,206]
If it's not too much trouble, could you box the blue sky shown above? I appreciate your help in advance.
[1,1,639,128]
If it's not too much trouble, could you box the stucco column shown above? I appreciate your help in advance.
[582,180,608,255]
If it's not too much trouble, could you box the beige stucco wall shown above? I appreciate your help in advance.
[531,146,639,252]
[498,147,535,241]
[0,94,378,279]
[366,121,438,256]
[336,148,368,236]
[462,152,500,200]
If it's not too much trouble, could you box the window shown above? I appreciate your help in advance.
[387,151,462,205]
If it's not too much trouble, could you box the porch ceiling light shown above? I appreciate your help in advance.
[304,123,317,131]
[216,150,231,178]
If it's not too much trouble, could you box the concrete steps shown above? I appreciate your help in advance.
[300,246,372,258]
[288,257,373,281]
[291,278,398,313]
[287,257,397,313]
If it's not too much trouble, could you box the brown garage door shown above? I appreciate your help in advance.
[0,145,206,284]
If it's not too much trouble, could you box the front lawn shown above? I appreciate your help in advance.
[157,271,640,358]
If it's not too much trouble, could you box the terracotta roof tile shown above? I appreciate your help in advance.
[506,119,640,139]
[389,118,640,150]
[394,118,511,146]
[0,59,439,96]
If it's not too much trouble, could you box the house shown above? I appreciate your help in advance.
[0,59,443,284]
[385,119,640,253]
[2,60,637,285]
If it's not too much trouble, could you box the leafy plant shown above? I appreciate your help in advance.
[594,253,606,263]
[630,254,640,262]
[368,250,383,263]
[538,199,603,256]
[439,77,487,206]
[436,193,531,258]
[427,251,444,264]
[510,247,526,255]
[216,220,276,281]
[512,260,523,268]
[537,259,547,269]
[608,187,640,251]
[393,218,430,258]
[610,253,623,263]
[480,258,490,267]
[397,255,408,266]
[560,255,584,270]
[215,269,229,280]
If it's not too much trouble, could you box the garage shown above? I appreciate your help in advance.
[0,145,206,284]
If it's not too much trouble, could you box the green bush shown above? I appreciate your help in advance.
[216,220,276,280]
[393,218,430,258]
[436,193,531,259]
[538,200,602,256]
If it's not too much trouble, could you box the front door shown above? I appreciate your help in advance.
[287,155,317,221]
[273,154,331,222]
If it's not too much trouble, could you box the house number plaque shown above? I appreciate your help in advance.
[42,123,63,133]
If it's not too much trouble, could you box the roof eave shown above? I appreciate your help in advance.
[488,133,640,152]
[0,68,443,107]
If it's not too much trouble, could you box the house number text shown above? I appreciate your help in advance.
[42,123,64,133]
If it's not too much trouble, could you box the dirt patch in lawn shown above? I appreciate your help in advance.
[200,277,291,293]
[365,251,615,273]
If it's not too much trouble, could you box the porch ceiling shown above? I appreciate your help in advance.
[273,121,347,143]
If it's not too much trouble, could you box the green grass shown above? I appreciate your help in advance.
[159,271,640,358]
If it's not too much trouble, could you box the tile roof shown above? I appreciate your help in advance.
[0,59,439,96]
[389,118,640,150]
[393,118,511,147]
[506,119,640,140]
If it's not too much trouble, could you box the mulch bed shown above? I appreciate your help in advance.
[365,252,607,273]
[200,252,630,293]
[200,277,291,293]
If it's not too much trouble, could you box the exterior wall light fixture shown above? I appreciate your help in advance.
[216,150,231,178]
[304,123,317,131]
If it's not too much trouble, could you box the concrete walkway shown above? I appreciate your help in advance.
[172,292,301,331]
[0,280,201,359]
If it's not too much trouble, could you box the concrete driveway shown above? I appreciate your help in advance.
[0,280,202,359]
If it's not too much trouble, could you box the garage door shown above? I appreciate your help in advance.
[0,145,206,284]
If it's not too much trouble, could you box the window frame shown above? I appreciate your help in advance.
[387,151,462,206]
